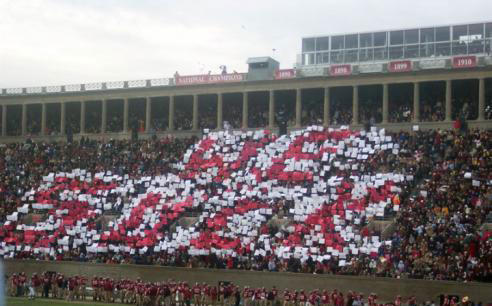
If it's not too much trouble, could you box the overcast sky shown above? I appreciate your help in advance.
[0,0,491,88]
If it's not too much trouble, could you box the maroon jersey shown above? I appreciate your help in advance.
[291,292,298,302]
[56,275,64,287]
[210,287,218,300]
[32,275,41,287]
[299,293,307,302]
[193,285,201,296]
[321,294,330,304]
[43,275,50,285]
[68,278,76,290]
[183,287,192,300]
[335,294,344,306]
[284,291,291,301]
[308,293,318,305]
[19,275,27,285]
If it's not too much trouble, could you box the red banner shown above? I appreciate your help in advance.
[175,73,245,85]
[330,65,352,76]
[388,60,412,73]
[452,56,477,68]
[274,69,296,80]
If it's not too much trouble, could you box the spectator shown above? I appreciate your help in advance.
[0,127,490,284]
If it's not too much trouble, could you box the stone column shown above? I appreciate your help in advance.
[478,78,485,121]
[269,90,275,128]
[145,97,151,133]
[445,80,452,121]
[101,99,107,133]
[295,88,302,128]
[123,98,129,132]
[323,87,330,127]
[242,92,248,129]
[217,93,223,129]
[413,82,420,123]
[2,105,7,137]
[168,96,175,131]
[21,104,27,136]
[41,103,47,135]
[192,94,198,130]
[60,102,66,135]
[382,83,389,124]
[352,86,359,125]
[80,101,86,134]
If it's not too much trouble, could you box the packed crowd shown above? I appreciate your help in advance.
[199,104,217,130]
[108,114,124,133]
[85,109,102,134]
[417,86,445,122]
[0,136,196,223]
[389,104,412,123]
[330,101,352,125]
[389,129,492,281]
[452,99,478,121]
[301,102,323,127]
[45,120,61,136]
[8,272,463,306]
[0,126,410,269]
[151,118,170,132]
[66,111,81,134]
[175,109,193,131]
[26,111,41,136]
[359,102,382,125]
[486,105,492,120]
[248,103,268,128]
[223,101,242,129]
[0,123,490,284]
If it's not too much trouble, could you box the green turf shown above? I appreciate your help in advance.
[7,297,128,306]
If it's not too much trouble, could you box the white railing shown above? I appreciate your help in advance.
[149,78,170,87]
[1,77,172,96]
[26,87,43,94]
[65,84,82,92]
[5,88,23,94]
[84,82,103,91]
[106,81,125,89]
[46,86,62,93]
[127,79,147,88]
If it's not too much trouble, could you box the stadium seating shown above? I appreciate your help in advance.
[0,127,490,282]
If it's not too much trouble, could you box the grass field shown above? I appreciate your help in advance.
[6,297,127,306]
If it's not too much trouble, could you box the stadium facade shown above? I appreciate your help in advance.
[0,22,492,141]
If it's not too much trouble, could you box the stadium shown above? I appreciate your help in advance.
[1,15,492,306]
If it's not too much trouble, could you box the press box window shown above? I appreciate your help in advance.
[315,37,329,51]
[302,38,315,52]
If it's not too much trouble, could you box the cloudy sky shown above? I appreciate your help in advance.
[0,0,491,88]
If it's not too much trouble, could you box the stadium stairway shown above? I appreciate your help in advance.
[98,214,119,231]
[168,212,200,234]
[367,218,395,240]
[19,213,46,226]
[266,215,293,229]
[175,215,199,229]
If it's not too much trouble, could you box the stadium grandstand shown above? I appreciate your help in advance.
[1,21,492,305]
